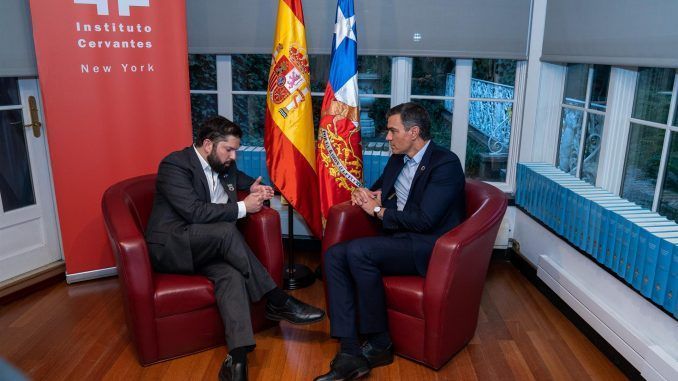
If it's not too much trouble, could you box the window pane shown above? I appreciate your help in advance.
[0,78,20,106]
[466,101,512,181]
[358,56,391,95]
[632,67,675,124]
[360,97,391,145]
[232,54,270,92]
[471,59,516,99]
[563,64,588,108]
[414,99,452,149]
[188,54,216,90]
[0,109,36,211]
[621,123,665,209]
[658,132,678,222]
[309,55,331,93]
[411,57,456,96]
[190,93,218,141]
[590,65,611,111]
[581,113,605,184]
[314,95,388,148]
[233,94,266,146]
[556,108,584,176]
[311,95,323,138]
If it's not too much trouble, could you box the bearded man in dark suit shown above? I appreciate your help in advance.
[316,103,466,381]
[145,116,324,381]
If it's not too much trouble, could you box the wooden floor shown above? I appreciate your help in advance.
[0,253,628,381]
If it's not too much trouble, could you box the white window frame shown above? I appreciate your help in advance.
[540,65,678,219]
[394,58,527,193]
[187,55,223,121]
[557,64,609,181]
[447,60,527,193]
[622,70,678,211]
[407,57,456,152]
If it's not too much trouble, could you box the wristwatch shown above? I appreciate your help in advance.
[373,206,382,218]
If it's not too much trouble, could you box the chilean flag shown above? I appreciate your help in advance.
[316,0,364,222]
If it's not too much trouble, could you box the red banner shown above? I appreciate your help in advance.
[28,0,191,276]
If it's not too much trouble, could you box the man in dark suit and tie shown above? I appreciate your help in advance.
[316,103,466,381]
[145,116,325,381]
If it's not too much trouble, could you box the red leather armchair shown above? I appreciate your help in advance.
[321,179,507,369]
[102,174,283,365]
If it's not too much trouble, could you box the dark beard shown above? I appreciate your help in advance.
[207,150,229,175]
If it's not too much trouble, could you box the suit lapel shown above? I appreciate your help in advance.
[410,142,435,191]
[221,165,237,203]
[186,147,210,200]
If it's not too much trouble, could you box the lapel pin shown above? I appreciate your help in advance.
[420,166,426,171]
[228,184,235,192]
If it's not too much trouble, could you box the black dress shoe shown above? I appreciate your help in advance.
[265,295,325,324]
[361,342,394,368]
[218,355,248,381]
[314,353,370,381]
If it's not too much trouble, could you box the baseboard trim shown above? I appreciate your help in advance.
[507,249,644,381]
[0,261,66,305]
[66,266,117,284]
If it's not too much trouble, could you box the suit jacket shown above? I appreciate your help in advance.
[145,146,255,274]
[371,141,466,274]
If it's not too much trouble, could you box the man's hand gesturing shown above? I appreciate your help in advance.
[250,176,274,200]
[243,192,266,214]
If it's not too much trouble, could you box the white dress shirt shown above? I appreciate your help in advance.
[394,140,430,211]
[194,146,247,219]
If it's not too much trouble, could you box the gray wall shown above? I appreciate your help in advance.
[1,0,37,77]
[542,0,678,68]
[0,0,540,77]
[3,0,532,77]
[187,0,532,59]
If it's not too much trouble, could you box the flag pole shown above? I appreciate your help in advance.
[283,203,315,290]
[266,0,324,288]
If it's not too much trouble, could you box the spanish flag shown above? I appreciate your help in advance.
[265,0,323,238]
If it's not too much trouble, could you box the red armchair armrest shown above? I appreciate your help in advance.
[237,206,284,287]
[237,190,284,287]
[321,201,381,254]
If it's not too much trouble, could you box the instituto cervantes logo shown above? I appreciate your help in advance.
[72,0,156,74]
[268,43,311,119]
[74,0,149,17]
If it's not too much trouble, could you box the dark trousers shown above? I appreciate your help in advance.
[189,222,277,350]
[323,235,428,338]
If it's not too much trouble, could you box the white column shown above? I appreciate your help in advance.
[451,59,472,168]
[506,61,528,192]
[596,67,637,194]
[531,62,566,163]
[390,56,412,106]
[217,55,233,119]
[518,0,548,163]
